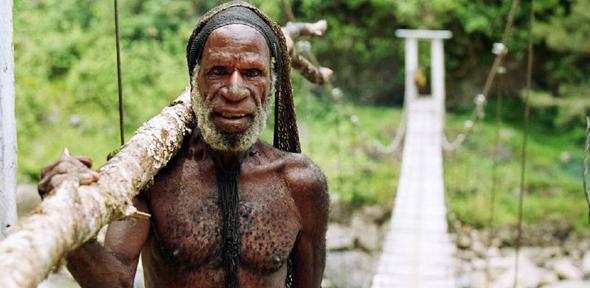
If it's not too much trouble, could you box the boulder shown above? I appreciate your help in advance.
[326,223,355,251]
[544,280,590,288]
[581,252,590,277]
[552,258,583,280]
[492,252,543,288]
[324,250,376,288]
[350,214,381,252]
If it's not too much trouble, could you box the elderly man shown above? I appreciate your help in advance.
[38,2,328,287]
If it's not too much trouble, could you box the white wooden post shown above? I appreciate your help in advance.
[403,37,418,103]
[431,38,446,107]
[0,0,17,240]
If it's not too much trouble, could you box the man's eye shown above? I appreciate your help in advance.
[210,67,228,76]
[244,69,262,78]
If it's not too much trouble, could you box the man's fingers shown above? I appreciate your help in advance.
[76,156,93,168]
[79,171,100,185]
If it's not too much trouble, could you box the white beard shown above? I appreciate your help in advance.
[190,65,275,152]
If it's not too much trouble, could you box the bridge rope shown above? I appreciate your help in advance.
[584,115,590,222]
[485,70,505,287]
[513,1,535,287]
[442,0,521,152]
[114,0,125,145]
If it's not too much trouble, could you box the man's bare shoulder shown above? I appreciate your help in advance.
[254,141,329,212]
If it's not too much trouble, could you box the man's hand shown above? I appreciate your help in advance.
[38,148,100,198]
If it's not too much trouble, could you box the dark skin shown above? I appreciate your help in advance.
[39,24,328,288]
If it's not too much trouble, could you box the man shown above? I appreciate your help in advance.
[38,2,329,287]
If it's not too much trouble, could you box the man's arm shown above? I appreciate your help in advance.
[287,157,329,288]
[66,196,150,288]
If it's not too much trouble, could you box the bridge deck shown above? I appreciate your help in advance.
[372,97,456,288]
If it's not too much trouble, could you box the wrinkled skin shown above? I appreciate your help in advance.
[39,24,328,288]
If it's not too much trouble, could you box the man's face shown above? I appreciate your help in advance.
[191,24,273,152]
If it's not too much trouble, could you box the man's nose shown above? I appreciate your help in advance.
[221,71,249,102]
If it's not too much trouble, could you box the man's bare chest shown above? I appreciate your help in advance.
[146,158,301,273]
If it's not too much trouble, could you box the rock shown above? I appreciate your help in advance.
[358,205,390,226]
[16,184,41,217]
[329,194,352,224]
[552,258,583,280]
[541,271,559,286]
[456,233,472,249]
[350,214,381,252]
[544,280,590,288]
[326,223,355,251]
[492,252,543,288]
[324,250,375,288]
[471,240,486,257]
[582,252,590,277]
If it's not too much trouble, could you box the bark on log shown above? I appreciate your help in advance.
[0,90,194,288]
[291,53,327,85]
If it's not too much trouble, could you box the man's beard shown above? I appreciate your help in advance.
[190,67,274,152]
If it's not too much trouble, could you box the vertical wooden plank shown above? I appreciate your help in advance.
[0,0,17,240]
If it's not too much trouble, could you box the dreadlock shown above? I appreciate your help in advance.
[186,2,300,287]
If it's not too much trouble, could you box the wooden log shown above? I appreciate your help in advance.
[0,0,17,240]
[0,90,194,288]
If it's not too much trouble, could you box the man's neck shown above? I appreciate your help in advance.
[209,147,248,171]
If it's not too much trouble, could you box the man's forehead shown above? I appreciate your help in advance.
[201,24,271,63]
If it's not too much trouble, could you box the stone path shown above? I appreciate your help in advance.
[372,97,456,288]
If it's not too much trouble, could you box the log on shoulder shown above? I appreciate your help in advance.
[0,90,194,288]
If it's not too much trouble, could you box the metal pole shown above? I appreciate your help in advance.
[0,0,18,239]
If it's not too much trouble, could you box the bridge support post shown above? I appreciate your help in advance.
[395,29,451,111]
[0,0,17,240]
[431,39,446,110]
[404,38,419,103]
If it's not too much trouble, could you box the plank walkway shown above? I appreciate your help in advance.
[372,97,456,288]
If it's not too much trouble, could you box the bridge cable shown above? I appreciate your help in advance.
[443,0,521,151]
[513,1,535,287]
[583,115,590,222]
[114,0,125,145]
[485,66,505,287]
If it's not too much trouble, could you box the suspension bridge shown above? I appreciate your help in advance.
[371,29,457,288]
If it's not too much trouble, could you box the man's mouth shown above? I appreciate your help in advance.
[212,111,255,133]
[217,112,249,119]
